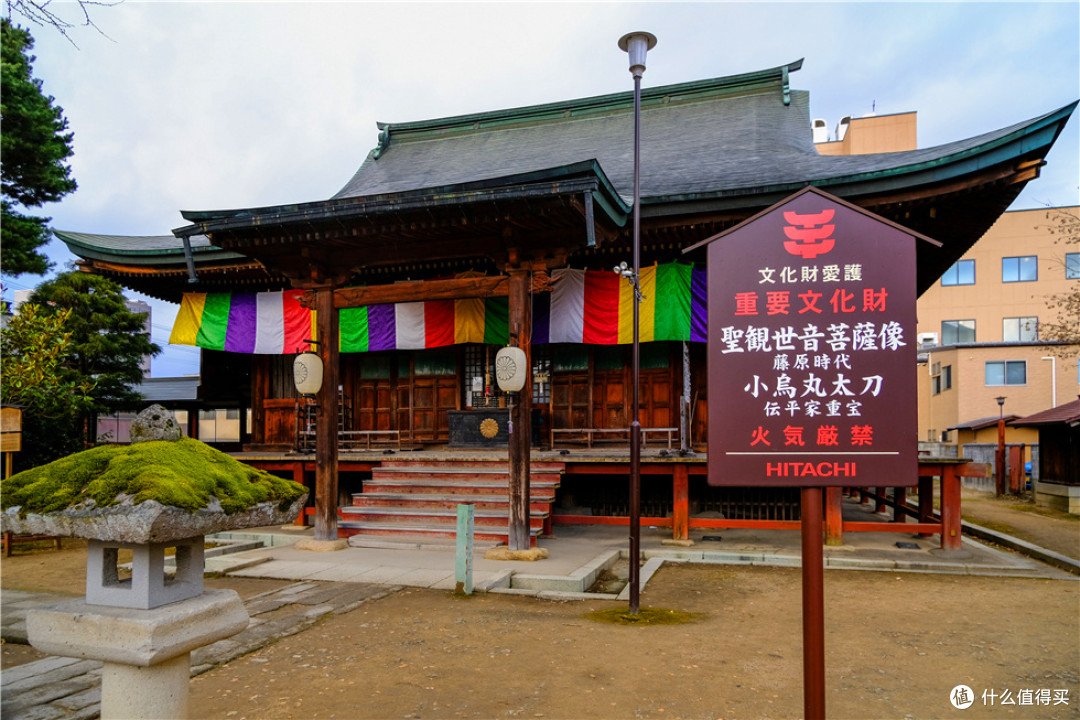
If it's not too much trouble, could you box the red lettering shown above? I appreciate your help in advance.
[829,288,856,313]
[734,292,759,316]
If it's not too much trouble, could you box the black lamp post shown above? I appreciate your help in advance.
[618,30,656,615]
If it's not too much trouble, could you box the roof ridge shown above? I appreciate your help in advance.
[371,59,803,158]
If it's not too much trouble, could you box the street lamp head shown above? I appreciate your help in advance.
[996,396,1006,407]
[618,31,657,79]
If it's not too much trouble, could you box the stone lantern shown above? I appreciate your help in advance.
[1,405,307,720]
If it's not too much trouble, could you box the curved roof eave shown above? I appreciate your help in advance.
[175,159,630,237]
[53,229,247,266]
[640,101,1078,213]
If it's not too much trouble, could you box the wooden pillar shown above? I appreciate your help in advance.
[893,487,907,524]
[940,467,962,552]
[293,462,308,527]
[824,487,843,545]
[874,488,886,514]
[672,464,689,541]
[1008,445,1024,494]
[995,418,1006,496]
[314,285,340,542]
[507,268,532,551]
[917,475,934,539]
[800,487,826,720]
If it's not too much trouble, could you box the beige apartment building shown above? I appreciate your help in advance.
[915,207,1079,450]
[811,111,1078,454]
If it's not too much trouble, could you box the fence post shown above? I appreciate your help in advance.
[455,504,474,595]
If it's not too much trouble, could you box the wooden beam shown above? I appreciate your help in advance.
[299,275,511,309]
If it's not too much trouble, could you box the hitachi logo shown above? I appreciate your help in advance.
[765,461,856,478]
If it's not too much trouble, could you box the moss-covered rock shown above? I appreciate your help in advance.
[2,437,306,516]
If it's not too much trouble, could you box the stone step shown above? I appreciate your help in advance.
[338,520,539,545]
[351,492,553,513]
[380,460,565,472]
[341,506,546,529]
[362,480,557,498]
[370,467,563,484]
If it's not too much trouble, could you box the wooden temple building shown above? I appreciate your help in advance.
[57,60,1076,548]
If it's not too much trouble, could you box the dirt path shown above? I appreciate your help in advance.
[183,565,1078,720]
[3,526,1078,719]
[960,489,1080,560]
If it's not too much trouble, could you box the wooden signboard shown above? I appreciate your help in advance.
[699,186,934,488]
[1,406,22,454]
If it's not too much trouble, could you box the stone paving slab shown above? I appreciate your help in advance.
[1,581,398,720]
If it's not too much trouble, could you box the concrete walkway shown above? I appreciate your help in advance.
[3,497,1075,720]
[1,581,397,720]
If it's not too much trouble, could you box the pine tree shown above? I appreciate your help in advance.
[1,19,77,276]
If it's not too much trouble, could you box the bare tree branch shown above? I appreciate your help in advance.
[5,0,120,46]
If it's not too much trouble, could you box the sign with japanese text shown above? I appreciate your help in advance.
[702,187,925,487]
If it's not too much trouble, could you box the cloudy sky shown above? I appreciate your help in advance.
[2,1,1078,377]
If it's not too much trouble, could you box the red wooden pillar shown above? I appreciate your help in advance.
[893,487,907,524]
[824,487,843,546]
[293,462,307,527]
[314,284,340,542]
[801,487,826,720]
[995,418,1006,496]
[939,466,962,552]
[1008,445,1024,494]
[860,488,871,506]
[672,463,689,541]
[874,488,886,514]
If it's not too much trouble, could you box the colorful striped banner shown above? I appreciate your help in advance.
[170,290,315,354]
[535,263,707,344]
[339,297,508,352]
[169,263,706,354]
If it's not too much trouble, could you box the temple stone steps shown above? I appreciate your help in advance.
[339,460,563,548]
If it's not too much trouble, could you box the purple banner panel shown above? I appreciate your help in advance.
[703,187,921,488]
[223,293,258,353]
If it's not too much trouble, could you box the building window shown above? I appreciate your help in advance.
[930,364,953,396]
[941,259,975,286]
[1003,316,1038,342]
[941,320,975,345]
[1067,253,1080,280]
[985,360,1027,386]
[1002,255,1038,283]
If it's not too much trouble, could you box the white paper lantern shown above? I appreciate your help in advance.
[495,346,528,393]
[293,351,324,396]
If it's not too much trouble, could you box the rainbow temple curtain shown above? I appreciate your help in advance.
[169,263,707,354]
[532,263,707,344]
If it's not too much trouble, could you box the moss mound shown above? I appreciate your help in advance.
[585,607,701,626]
[2,437,306,516]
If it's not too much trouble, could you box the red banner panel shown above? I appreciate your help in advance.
[703,187,923,488]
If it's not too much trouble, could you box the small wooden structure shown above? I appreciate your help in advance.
[1,404,22,479]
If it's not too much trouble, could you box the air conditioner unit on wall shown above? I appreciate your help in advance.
[918,332,939,347]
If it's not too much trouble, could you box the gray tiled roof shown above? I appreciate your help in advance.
[332,73,1066,208]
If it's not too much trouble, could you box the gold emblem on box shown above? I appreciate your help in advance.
[479,418,499,438]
